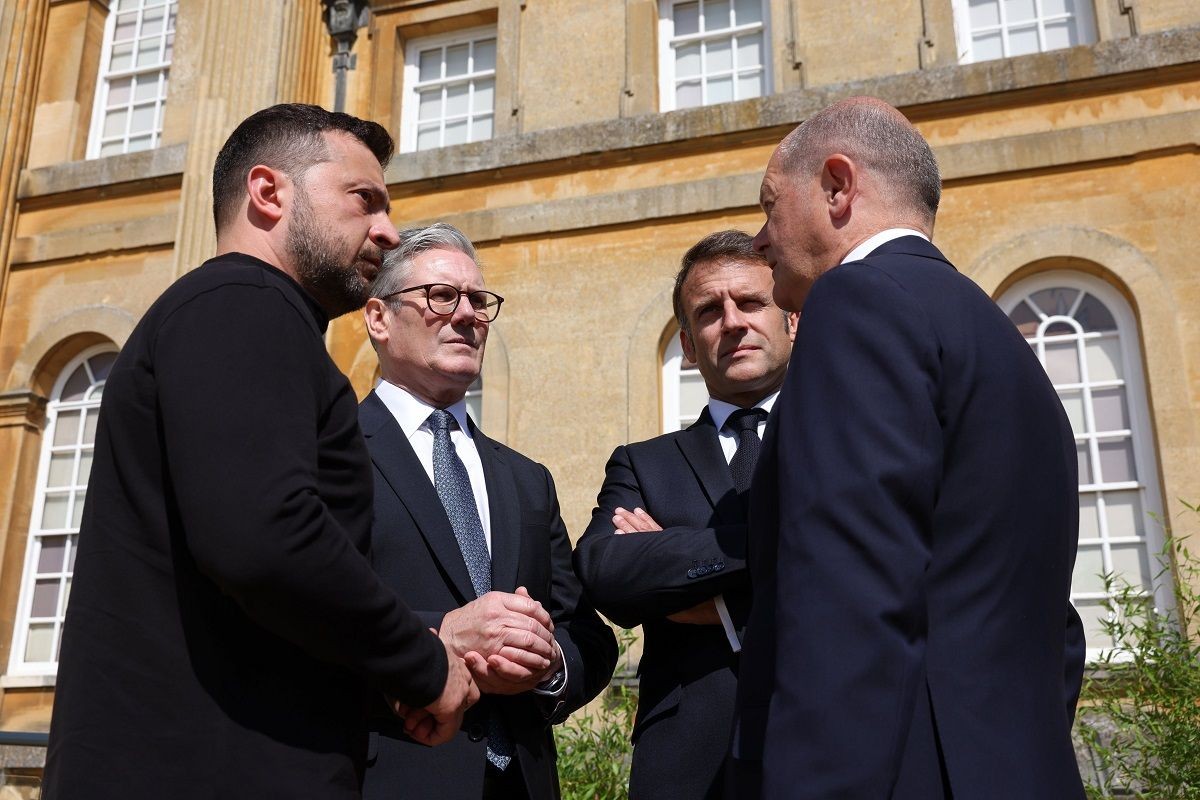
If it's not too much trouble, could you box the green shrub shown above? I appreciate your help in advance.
[1077,500,1200,799]
[554,628,639,800]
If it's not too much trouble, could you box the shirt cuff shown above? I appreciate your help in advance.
[714,594,742,653]
[532,650,568,697]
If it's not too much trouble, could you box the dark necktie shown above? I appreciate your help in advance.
[427,409,513,771]
[726,407,768,494]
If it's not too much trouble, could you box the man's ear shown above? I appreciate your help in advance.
[363,297,389,345]
[246,165,286,225]
[679,326,697,363]
[785,311,799,342]
[822,154,857,221]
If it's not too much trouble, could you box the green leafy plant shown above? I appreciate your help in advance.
[554,628,639,800]
[1077,500,1200,799]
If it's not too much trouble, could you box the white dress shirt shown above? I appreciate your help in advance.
[841,227,929,265]
[705,391,779,653]
[374,380,492,553]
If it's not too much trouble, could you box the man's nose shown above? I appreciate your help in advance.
[371,214,401,251]
[751,224,769,254]
[450,292,478,325]
[720,302,748,332]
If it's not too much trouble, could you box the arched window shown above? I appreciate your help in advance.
[998,272,1168,656]
[661,329,707,433]
[9,346,117,675]
[465,376,483,425]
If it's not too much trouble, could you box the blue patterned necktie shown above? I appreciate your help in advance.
[426,408,513,771]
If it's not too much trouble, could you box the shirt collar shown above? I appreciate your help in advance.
[374,380,473,440]
[840,228,929,265]
[707,391,779,433]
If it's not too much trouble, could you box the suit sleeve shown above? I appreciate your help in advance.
[573,446,749,628]
[763,264,943,797]
[153,285,447,708]
[536,465,619,723]
[1063,602,1086,724]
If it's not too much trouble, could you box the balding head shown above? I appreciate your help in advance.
[777,97,941,226]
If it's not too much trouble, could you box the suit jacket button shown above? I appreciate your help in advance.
[686,568,698,579]
[712,562,724,572]
[468,723,485,742]
[696,565,711,576]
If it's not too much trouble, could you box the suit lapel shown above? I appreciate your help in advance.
[473,423,522,593]
[675,409,738,524]
[360,392,476,602]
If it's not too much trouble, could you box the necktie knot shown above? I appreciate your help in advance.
[725,407,767,435]
[427,408,455,434]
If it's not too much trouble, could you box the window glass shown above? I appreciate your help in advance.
[660,0,770,111]
[954,0,1095,64]
[404,28,497,153]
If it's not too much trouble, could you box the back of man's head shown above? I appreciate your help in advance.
[672,230,767,335]
[779,97,941,226]
[211,103,394,233]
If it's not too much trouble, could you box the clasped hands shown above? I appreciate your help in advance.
[612,506,721,626]
[391,587,560,747]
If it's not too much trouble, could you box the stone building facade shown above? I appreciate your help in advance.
[1,0,1199,785]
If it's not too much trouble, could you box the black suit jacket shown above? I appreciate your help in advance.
[734,237,1086,799]
[574,410,750,799]
[358,391,617,800]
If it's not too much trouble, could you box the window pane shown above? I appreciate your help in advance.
[137,37,162,67]
[25,624,55,662]
[108,76,133,105]
[1110,545,1151,592]
[736,32,763,69]
[71,493,86,527]
[48,453,75,488]
[737,71,763,100]
[32,580,60,617]
[969,0,1001,28]
[1092,387,1129,432]
[1043,19,1075,50]
[416,124,440,150]
[972,31,1003,61]
[78,450,94,487]
[676,43,701,78]
[114,12,139,42]
[1098,439,1136,483]
[674,1,700,36]
[1104,491,1142,538]
[473,78,495,113]
[707,74,733,104]
[1075,294,1117,332]
[679,370,709,416]
[734,0,762,25]
[1075,601,1110,648]
[418,48,441,82]
[163,32,173,62]
[1058,389,1085,434]
[1008,301,1040,336]
[83,410,100,444]
[42,494,69,529]
[54,411,81,446]
[1004,0,1037,23]
[103,108,128,138]
[445,83,469,118]
[445,43,469,77]
[110,42,134,71]
[1079,493,1100,539]
[1043,341,1080,384]
[1030,287,1078,317]
[474,38,497,72]
[143,4,167,36]
[705,0,732,30]
[676,80,702,109]
[1077,443,1092,484]
[38,536,69,573]
[1072,545,1105,594]
[89,352,117,383]
[100,141,124,157]
[443,119,468,146]
[130,103,157,134]
[62,366,92,402]
[418,88,442,121]
[1085,338,1123,382]
[1008,25,1040,56]
[1042,0,1073,15]
[68,535,78,571]
[134,74,160,102]
[471,115,493,142]
[707,37,733,72]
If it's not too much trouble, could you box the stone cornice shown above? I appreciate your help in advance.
[0,389,47,431]
[17,143,187,203]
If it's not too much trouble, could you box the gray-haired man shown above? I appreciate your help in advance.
[359,223,617,800]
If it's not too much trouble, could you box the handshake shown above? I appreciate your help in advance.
[390,586,562,746]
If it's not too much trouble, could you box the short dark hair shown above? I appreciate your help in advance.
[211,103,395,231]
[672,230,768,334]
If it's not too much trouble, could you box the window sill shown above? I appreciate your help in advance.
[0,673,57,689]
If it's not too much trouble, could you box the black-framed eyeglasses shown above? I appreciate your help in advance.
[383,283,505,322]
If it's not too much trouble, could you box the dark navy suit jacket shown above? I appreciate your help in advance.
[358,391,617,800]
[733,237,1086,799]
[575,410,751,799]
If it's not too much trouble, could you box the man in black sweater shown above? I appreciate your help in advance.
[44,104,476,800]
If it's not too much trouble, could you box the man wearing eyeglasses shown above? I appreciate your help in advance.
[359,222,617,800]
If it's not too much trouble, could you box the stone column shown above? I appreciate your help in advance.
[166,0,325,277]
[0,0,51,334]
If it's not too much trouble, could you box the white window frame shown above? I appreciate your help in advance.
[662,331,707,433]
[7,345,116,678]
[86,0,177,159]
[400,25,498,154]
[998,271,1170,660]
[951,0,1097,64]
[657,0,772,112]
[465,376,483,426]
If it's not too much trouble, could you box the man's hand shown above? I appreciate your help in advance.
[613,506,663,534]
[392,638,479,746]
[439,589,555,673]
[461,587,563,694]
[667,598,722,625]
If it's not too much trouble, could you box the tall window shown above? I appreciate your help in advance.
[9,347,117,676]
[662,332,708,432]
[952,0,1096,63]
[658,0,770,112]
[999,272,1167,656]
[465,376,483,425]
[87,0,178,158]
[401,27,497,153]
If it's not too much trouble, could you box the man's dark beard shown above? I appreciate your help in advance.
[286,186,379,318]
